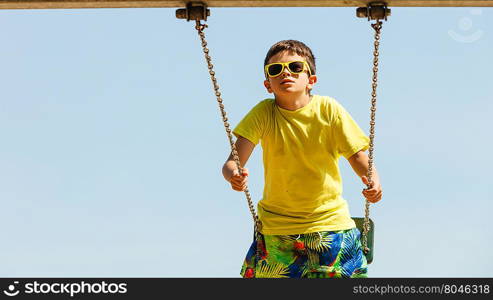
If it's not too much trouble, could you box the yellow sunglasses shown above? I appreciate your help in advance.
[264,61,312,78]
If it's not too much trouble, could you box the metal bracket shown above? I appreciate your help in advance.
[176,2,210,21]
[356,2,391,21]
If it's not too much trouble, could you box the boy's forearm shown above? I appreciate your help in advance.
[348,151,381,184]
[221,136,255,183]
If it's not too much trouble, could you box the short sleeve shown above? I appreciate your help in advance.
[233,100,269,145]
[331,99,370,159]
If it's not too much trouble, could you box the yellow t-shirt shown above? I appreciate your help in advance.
[233,95,370,235]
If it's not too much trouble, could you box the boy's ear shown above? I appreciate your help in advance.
[264,80,273,93]
[307,75,318,90]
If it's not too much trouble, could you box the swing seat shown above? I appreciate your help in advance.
[352,217,374,264]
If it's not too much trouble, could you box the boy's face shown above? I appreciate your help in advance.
[263,51,317,97]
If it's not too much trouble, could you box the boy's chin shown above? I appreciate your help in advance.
[274,89,304,96]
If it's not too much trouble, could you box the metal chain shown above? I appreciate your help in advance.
[361,20,382,254]
[193,21,262,238]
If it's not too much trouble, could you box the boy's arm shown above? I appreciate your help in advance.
[347,150,383,203]
[222,136,256,191]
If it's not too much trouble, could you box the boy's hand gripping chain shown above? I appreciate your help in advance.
[177,2,263,244]
[357,1,390,255]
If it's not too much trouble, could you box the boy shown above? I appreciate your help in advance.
[222,40,382,278]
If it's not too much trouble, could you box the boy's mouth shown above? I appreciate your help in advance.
[281,79,295,84]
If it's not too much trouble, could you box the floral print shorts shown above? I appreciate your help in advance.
[240,227,368,278]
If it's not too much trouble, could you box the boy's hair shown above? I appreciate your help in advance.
[264,40,316,76]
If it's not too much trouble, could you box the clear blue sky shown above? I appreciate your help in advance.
[0,6,491,277]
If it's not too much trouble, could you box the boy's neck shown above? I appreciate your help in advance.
[275,93,313,111]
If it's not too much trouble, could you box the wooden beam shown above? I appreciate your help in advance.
[0,0,492,10]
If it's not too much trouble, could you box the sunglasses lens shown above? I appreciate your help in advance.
[288,62,305,73]
[268,64,283,77]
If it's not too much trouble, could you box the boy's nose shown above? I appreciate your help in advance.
[281,66,292,76]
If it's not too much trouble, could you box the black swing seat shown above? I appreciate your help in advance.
[352,217,374,264]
